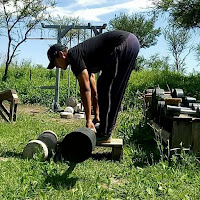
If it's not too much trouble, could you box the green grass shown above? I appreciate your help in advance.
[0,105,200,199]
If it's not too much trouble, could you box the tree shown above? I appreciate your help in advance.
[152,0,200,29]
[136,54,170,71]
[196,44,200,63]
[0,0,55,81]
[163,23,192,71]
[109,13,161,48]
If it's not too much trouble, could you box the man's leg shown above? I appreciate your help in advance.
[98,33,140,136]
[97,72,115,137]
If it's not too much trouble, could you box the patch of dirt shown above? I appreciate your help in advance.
[1,102,48,116]
[17,104,48,115]
[101,177,128,190]
[0,157,9,162]
[16,104,86,126]
[49,117,85,126]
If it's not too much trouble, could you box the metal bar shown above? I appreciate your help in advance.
[42,23,107,40]
[42,23,107,30]
[40,86,56,89]
[75,78,78,99]
[26,38,57,40]
[55,68,60,106]
[68,66,70,98]
[53,27,62,111]
[167,105,197,114]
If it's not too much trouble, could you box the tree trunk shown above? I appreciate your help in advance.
[2,63,9,81]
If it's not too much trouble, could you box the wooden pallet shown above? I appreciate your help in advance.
[96,138,123,161]
[0,89,19,123]
[151,114,200,155]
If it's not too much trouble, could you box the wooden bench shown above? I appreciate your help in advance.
[96,138,123,161]
[0,89,19,123]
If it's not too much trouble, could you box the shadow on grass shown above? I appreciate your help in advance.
[128,122,164,168]
[0,151,22,159]
[44,163,78,189]
[91,151,112,161]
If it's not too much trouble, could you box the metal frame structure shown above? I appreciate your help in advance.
[42,22,107,112]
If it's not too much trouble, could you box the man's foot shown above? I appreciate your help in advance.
[96,132,112,143]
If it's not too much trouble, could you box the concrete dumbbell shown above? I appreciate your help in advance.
[66,97,78,107]
[23,130,58,161]
[182,96,196,107]
[54,127,96,163]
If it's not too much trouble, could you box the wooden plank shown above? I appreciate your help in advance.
[0,102,9,116]
[151,121,171,144]
[164,98,182,106]
[96,138,123,147]
[0,89,18,101]
[172,116,192,148]
[9,101,14,122]
[0,106,10,123]
[112,146,123,161]
[13,103,18,121]
[96,138,123,161]
[0,94,18,122]
[192,118,200,154]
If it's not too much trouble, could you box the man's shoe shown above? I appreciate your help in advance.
[96,132,112,143]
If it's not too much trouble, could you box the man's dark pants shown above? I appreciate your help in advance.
[97,33,140,136]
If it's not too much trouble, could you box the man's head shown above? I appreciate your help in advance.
[47,44,68,70]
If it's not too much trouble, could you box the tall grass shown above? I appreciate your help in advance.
[123,69,200,109]
[0,65,79,107]
[1,65,200,110]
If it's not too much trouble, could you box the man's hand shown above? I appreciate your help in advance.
[86,119,96,133]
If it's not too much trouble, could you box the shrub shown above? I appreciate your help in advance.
[1,66,200,109]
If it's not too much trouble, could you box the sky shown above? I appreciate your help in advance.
[0,0,199,73]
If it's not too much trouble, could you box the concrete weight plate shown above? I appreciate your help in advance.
[74,103,83,113]
[41,130,58,140]
[60,112,74,119]
[74,113,85,119]
[23,140,48,161]
[38,130,58,158]
[66,97,78,107]
[64,106,74,114]
[172,89,184,98]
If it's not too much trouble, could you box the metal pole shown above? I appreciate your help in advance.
[68,31,72,98]
[68,66,70,98]
[54,27,61,112]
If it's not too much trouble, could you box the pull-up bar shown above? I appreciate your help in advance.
[41,23,107,42]
[27,37,57,40]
